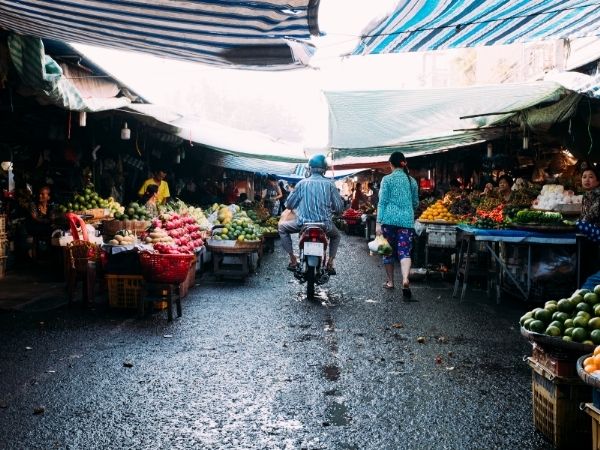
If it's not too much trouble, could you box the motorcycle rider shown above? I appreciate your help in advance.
[278,154,345,274]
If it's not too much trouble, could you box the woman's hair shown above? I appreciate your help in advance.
[582,164,600,180]
[498,174,513,188]
[389,151,409,175]
[142,184,159,203]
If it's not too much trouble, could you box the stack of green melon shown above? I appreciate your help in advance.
[520,286,600,344]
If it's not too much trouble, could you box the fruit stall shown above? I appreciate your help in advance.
[417,182,583,301]
[205,203,277,279]
[519,285,600,449]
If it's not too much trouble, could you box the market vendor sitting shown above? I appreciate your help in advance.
[577,165,600,289]
[142,184,160,217]
[26,185,55,258]
[351,184,370,210]
[497,175,513,202]
[138,168,170,205]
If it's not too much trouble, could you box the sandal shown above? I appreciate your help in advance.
[326,266,337,275]
[383,282,394,290]
[287,263,299,271]
[402,283,416,301]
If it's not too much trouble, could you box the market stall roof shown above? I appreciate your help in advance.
[324,80,567,158]
[125,104,308,163]
[353,0,600,56]
[7,34,133,112]
[199,148,298,174]
[0,0,319,69]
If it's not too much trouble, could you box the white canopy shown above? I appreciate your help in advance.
[324,80,567,158]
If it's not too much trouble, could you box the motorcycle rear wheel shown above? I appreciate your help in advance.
[306,266,316,300]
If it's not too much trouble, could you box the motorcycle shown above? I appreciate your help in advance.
[293,222,330,300]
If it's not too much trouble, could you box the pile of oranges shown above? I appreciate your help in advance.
[583,346,600,375]
[419,200,458,223]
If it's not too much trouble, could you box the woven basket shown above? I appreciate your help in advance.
[103,219,151,236]
[139,252,195,284]
[577,354,600,388]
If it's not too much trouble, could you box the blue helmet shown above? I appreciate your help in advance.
[308,154,327,170]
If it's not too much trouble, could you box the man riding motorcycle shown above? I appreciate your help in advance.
[278,154,345,274]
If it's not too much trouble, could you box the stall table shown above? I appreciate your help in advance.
[453,225,581,303]
[422,222,457,271]
[206,239,262,280]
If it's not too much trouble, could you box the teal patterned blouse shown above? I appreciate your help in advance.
[376,169,419,228]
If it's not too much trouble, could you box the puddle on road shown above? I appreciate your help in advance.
[324,317,335,333]
[322,364,340,381]
[294,288,346,306]
[324,401,352,426]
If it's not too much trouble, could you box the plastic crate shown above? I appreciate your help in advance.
[584,403,600,450]
[531,367,592,449]
[426,224,457,248]
[106,274,143,309]
[531,343,579,378]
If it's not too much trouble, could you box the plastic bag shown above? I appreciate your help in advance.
[368,235,393,256]
[414,220,425,236]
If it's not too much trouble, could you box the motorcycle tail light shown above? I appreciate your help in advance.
[308,229,322,240]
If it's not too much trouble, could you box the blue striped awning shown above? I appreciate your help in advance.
[0,0,319,68]
[354,0,600,55]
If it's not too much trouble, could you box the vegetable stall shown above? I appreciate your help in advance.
[416,182,583,302]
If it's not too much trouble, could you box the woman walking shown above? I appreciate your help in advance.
[376,152,419,299]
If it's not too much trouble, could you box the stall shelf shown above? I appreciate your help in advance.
[453,225,581,302]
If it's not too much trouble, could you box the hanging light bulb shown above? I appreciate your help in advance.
[522,135,529,150]
[121,122,131,140]
[78,111,87,127]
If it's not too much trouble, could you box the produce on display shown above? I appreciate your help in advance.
[263,217,279,228]
[144,228,174,245]
[165,200,211,230]
[533,184,582,210]
[114,202,152,221]
[211,214,262,242]
[520,285,600,345]
[149,212,204,254]
[582,345,600,375]
[342,208,363,223]
[476,196,504,212]
[448,194,476,217]
[464,204,506,229]
[513,209,564,225]
[57,188,122,216]
[107,230,136,246]
[418,200,459,222]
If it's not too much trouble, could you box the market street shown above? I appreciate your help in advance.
[0,234,550,450]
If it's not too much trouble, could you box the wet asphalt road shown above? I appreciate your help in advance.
[0,234,551,450]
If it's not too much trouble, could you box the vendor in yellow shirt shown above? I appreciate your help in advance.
[138,168,170,205]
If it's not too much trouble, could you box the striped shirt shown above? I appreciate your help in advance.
[377,169,419,228]
[285,174,345,227]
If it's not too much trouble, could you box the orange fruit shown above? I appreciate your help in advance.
[585,364,596,373]
[594,346,600,356]
[585,356,595,367]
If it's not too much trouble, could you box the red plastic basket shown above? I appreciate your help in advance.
[139,252,195,284]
